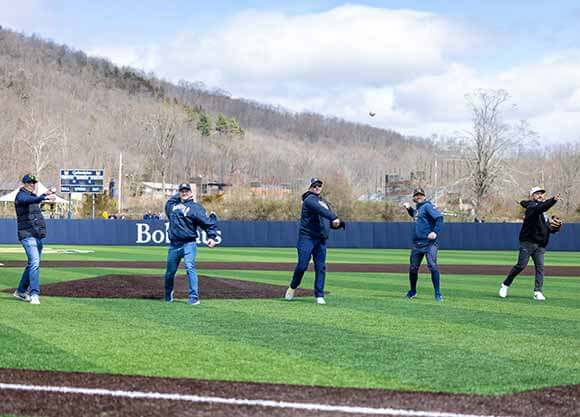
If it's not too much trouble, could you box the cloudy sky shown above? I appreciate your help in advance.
[3,0,580,142]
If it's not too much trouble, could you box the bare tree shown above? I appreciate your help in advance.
[143,104,181,192]
[549,143,580,214]
[462,89,521,217]
[16,107,63,176]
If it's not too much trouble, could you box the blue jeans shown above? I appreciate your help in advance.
[409,242,441,295]
[164,241,199,301]
[290,236,327,298]
[18,237,44,296]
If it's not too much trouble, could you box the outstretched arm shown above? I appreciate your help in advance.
[15,192,47,206]
[527,197,559,215]
[303,195,337,221]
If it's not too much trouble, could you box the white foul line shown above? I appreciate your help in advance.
[0,383,509,417]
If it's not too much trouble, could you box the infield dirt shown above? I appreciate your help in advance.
[0,369,578,417]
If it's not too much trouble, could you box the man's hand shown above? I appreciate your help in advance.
[428,232,437,240]
[554,194,561,201]
[45,194,56,202]
[331,218,341,228]
[403,202,411,210]
[207,239,217,248]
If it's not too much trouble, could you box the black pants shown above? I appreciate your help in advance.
[503,242,546,291]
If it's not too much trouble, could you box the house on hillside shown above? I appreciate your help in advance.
[140,182,197,199]
[249,181,292,199]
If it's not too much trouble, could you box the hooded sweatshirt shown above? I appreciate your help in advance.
[406,200,444,245]
[298,191,338,240]
[165,194,218,244]
[518,198,558,247]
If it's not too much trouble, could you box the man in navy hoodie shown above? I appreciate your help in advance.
[164,183,218,305]
[14,174,56,305]
[285,178,343,305]
[403,188,444,301]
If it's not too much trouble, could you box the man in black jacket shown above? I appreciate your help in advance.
[284,178,342,305]
[499,186,560,301]
[14,174,56,305]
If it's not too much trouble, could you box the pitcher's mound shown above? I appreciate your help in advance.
[13,275,316,300]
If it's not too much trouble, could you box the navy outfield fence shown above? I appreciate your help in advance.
[0,219,578,250]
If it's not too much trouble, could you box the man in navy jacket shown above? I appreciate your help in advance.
[14,174,56,305]
[285,178,342,305]
[164,183,218,305]
[403,188,444,301]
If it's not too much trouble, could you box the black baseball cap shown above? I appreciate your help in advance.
[412,187,425,197]
[309,178,323,188]
[22,174,38,184]
[178,183,192,191]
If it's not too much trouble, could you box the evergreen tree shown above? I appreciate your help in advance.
[197,113,211,136]
[229,117,244,136]
[215,113,229,135]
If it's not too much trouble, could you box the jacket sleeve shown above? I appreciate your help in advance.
[191,206,218,239]
[526,198,558,216]
[15,193,46,206]
[303,195,337,221]
[165,194,180,219]
[427,205,444,234]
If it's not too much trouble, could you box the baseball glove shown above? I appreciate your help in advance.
[331,219,346,230]
[549,215,563,232]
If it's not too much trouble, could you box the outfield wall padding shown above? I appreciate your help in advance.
[0,219,578,250]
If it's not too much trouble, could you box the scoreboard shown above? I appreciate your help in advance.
[60,169,104,193]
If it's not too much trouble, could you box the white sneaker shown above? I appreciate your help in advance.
[284,288,295,301]
[499,284,509,298]
[316,297,326,305]
[13,291,30,302]
[30,295,40,305]
[534,291,546,301]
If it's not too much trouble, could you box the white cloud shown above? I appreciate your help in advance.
[0,0,55,34]
[85,5,580,143]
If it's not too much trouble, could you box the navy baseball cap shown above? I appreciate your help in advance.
[412,187,425,197]
[22,174,38,184]
[178,183,192,191]
[309,178,323,187]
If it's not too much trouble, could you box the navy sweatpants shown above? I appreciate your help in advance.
[409,242,441,295]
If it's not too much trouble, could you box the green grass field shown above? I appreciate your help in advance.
[1,244,580,266]
[0,245,579,395]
